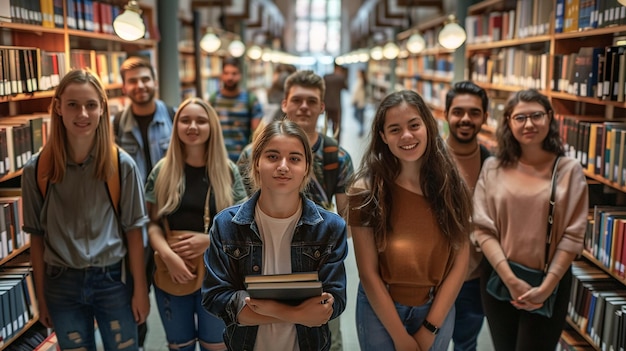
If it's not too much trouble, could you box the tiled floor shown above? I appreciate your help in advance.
[137,88,496,351]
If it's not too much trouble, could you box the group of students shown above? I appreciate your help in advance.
[19,53,589,351]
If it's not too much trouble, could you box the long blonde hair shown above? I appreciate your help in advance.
[44,69,113,183]
[154,97,234,216]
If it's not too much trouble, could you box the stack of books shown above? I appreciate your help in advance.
[245,272,322,304]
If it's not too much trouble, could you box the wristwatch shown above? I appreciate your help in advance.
[422,319,440,335]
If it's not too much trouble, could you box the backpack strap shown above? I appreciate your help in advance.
[105,146,121,215]
[479,144,491,168]
[35,147,52,201]
[321,135,339,208]
[36,146,120,215]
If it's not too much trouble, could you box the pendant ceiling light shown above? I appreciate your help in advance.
[200,28,222,53]
[406,32,426,54]
[113,1,146,41]
[438,15,467,50]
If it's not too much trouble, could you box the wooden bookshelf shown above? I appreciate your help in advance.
[461,1,626,350]
[0,1,158,349]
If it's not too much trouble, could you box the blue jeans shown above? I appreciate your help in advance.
[154,285,225,351]
[356,283,455,351]
[45,262,138,351]
[452,278,485,351]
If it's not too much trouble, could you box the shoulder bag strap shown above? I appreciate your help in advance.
[544,156,561,273]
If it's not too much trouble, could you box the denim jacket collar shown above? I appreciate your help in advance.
[232,191,324,227]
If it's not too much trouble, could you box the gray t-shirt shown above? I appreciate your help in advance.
[21,149,149,268]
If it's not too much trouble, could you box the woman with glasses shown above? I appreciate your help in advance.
[472,89,588,350]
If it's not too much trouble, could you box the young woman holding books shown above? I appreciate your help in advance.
[144,97,246,351]
[21,69,149,351]
[202,119,348,351]
[347,89,473,351]
[473,89,588,350]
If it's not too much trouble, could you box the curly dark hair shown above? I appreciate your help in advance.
[349,90,472,251]
[497,89,564,167]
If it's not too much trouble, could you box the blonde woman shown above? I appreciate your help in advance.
[145,97,246,351]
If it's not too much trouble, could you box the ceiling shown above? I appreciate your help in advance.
[184,0,455,52]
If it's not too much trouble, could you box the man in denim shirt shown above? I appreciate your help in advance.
[114,56,174,183]
[114,56,174,350]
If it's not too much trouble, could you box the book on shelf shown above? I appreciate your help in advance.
[245,272,322,303]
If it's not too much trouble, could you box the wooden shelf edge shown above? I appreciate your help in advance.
[583,170,626,193]
[0,91,55,102]
[466,35,551,51]
[66,29,157,46]
[468,0,506,14]
[0,22,65,35]
[555,25,626,40]
[550,91,626,108]
[0,243,30,266]
[581,250,626,285]
[565,316,600,351]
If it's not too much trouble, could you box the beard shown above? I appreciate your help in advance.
[129,89,155,106]
[450,123,479,144]
[222,81,239,92]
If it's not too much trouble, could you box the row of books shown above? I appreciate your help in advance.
[396,55,454,80]
[2,0,118,34]
[0,265,37,348]
[469,49,549,90]
[1,0,63,27]
[558,326,595,350]
[553,45,626,102]
[584,206,626,278]
[466,0,552,44]
[557,116,626,184]
[0,46,129,97]
[0,48,68,96]
[568,260,626,351]
[557,0,626,34]
[0,194,27,262]
[68,49,128,85]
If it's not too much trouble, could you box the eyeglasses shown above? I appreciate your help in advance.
[449,108,484,119]
[509,112,549,126]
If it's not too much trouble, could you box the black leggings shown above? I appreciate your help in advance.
[480,265,572,351]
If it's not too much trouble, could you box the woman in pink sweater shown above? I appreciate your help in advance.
[473,89,588,350]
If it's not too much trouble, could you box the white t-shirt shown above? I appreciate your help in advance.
[253,203,302,351]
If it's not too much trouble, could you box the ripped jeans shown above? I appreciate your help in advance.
[45,261,138,351]
[154,285,225,351]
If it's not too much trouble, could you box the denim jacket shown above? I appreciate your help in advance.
[115,100,173,182]
[202,192,348,351]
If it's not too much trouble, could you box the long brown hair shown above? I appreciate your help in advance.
[44,69,113,183]
[349,90,472,250]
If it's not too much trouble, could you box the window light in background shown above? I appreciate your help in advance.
[113,0,146,41]
[370,45,384,61]
[406,32,426,54]
[438,15,466,50]
[247,45,263,60]
[228,39,246,57]
[382,42,400,60]
[200,28,222,53]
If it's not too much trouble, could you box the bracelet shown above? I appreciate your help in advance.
[422,319,439,335]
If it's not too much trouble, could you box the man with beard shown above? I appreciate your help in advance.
[114,56,174,350]
[444,81,491,351]
[236,70,354,351]
[209,57,263,162]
